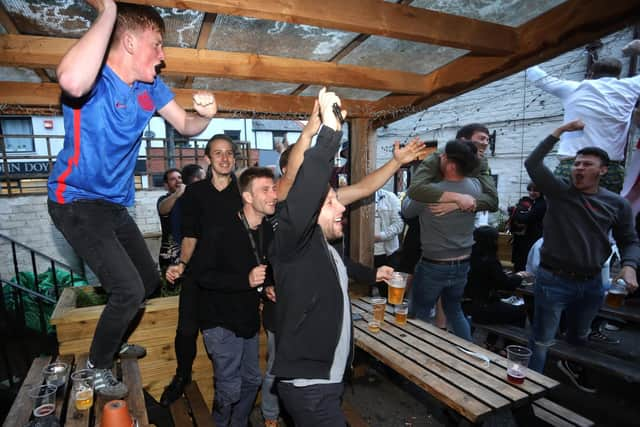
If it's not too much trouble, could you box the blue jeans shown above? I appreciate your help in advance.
[261,330,279,421]
[412,259,471,341]
[202,327,262,427]
[528,267,604,373]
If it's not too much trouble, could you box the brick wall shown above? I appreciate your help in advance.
[0,190,165,283]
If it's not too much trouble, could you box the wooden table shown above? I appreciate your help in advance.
[3,354,148,427]
[351,297,559,425]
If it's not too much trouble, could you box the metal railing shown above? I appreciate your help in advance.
[0,233,83,389]
[0,134,250,196]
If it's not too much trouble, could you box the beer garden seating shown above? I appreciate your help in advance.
[350,297,595,426]
[3,354,148,427]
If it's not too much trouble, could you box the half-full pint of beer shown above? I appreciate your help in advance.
[605,290,626,308]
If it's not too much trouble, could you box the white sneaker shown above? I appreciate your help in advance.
[500,296,524,306]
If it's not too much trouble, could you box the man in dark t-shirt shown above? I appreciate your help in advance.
[161,135,241,406]
[157,168,183,272]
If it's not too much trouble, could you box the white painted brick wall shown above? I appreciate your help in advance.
[376,27,636,221]
[0,190,165,284]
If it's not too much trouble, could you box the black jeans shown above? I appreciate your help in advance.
[174,275,200,379]
[278,382,346,427]
[48,199,160,368]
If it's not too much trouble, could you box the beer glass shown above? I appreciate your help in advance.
[371,297,387,323]
[367,320,381,333]
[605,279,628,308]
[395,301,409,325]
[506,345,532,384]
[71,369,95,411]
[388,272,407,305]
[28,384,57,418]
[43,362,69,389]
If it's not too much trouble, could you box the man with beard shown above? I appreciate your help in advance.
[196,167,277,426]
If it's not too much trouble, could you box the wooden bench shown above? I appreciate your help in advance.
[3,354,149,427]
[351,297,560,425]
[169,381,214,427]
[532,398,594,427]
[471,323,640,383]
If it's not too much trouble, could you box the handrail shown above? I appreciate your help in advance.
[0,232,76,272]
[0,278,57,304]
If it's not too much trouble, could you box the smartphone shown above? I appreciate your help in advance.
[352,313,363,321]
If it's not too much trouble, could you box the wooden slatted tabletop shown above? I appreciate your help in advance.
[4,354,149,427]
[351,297,559,424]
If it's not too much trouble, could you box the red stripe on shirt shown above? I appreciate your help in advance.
[55,109,82,203]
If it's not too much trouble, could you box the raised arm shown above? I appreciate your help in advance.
[337,138,427,206]
[158,92,217,137]
[525,120,584,196]
[525,65,579,99]
[56,0,117,97]
[277,100,321,201]
[275,89,345,256]
[158,184,185,215]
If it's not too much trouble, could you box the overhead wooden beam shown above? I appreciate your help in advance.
[0,82,375,118]
[0,34,429,94]
[372,0,640,127]
[134,0,517,55]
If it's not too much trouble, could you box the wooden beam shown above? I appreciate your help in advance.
[289,0,413,96]
[372,0,640,127]
[349,118,376,268]
[183,12,217,88]
[135,0,517,55]
[0,34,429,94]
[0,3,18,33]
[0,4,51,83]
[0,82,374,118]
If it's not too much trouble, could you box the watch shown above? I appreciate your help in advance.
[178,260,188,267]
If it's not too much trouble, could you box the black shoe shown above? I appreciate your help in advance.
[119,342,147,358]
[160,375,191,407]
[556,360,596,393]
[588,330,621,345]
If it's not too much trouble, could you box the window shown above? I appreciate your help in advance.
[1,118,34,153]
[272,131,287,151]
[224,130,241,141]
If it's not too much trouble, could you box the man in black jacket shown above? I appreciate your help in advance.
[197,166,277,425]
[270,89,367,425]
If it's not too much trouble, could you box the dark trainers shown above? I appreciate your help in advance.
[556,360,596,393]
[119,343,147,358]
[160,375,191,407]
[94,368,128,399]
[588,330,621,345]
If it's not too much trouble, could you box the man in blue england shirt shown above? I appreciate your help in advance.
[47,0,217,399]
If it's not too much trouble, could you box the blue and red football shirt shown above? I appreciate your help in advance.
[48,65,174,206]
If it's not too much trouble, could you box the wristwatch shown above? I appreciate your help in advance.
[178,260,188,268]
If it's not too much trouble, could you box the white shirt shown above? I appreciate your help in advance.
[374,189,404,256]
[526,66,640,161]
